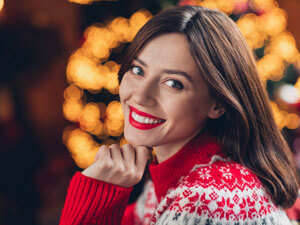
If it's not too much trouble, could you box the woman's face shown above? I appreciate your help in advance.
[119,33,223,155]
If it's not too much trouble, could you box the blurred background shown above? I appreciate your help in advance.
[0,0,300,224]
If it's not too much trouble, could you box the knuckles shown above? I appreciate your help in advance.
[92,144,143,186]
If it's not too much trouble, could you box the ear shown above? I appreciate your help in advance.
[207,102,225,119]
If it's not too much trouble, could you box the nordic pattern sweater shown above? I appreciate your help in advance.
[59,131,292,225]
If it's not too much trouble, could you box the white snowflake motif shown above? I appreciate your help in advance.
[199,168,212,180]
[240,167,250,176]
[219,166,233,180]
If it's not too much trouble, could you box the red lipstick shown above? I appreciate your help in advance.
[129,106,165,130]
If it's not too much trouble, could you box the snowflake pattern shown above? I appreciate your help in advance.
[134,156,291,225]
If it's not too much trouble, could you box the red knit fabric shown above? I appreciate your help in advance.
[59,131,292,225]
[149,131,223,202]
[59,172,133,225]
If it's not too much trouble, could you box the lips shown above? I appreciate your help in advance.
[129,106,166,130]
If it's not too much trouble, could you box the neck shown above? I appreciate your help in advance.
[154,129,204,163]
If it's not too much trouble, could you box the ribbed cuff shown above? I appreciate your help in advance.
[59,172,133,225]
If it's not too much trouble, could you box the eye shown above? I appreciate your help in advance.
[165,80,184,90]
[130,65,144,76]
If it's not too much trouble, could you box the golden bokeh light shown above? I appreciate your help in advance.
[236,13,266,49]
[63,85,83,100]
[63,99,83,122]
[83,26,117,59]
[270,101,288,130]
[128,10,153,42]
[105,101,124,136]
[259,8,287,37]
[0,0,4,12]
[256,53,285,81]
[294,77,300,93]
[109,17,131,43]
[66,50,106,91]
[199,0,218,10]
[216,0,235,14]
[106,101,124,120]
[68,0,93,4]
[80,103,101,133]
[286,113,300,130]
[267,32,298,63]
[66,129,100,168]
[251,0,277,11]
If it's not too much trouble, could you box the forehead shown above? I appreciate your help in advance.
[136,33,200,77]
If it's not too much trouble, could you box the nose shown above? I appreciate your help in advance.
[132,80,157,107]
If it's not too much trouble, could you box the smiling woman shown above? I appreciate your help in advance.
[59,5,299,225]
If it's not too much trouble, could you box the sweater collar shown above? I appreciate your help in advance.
[149,130,222,202]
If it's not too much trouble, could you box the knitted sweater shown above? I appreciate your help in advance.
[59,131,292,225]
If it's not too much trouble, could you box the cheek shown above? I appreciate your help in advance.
[119,75,132,103]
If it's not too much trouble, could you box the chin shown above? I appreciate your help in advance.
[124,132,154,147]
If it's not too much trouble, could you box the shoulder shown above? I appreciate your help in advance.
[180,158,263,191]
[155,159,291,224]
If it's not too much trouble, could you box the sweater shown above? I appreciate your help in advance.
[59,131,292,225]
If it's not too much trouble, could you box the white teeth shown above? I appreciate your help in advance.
[132,111,164,124]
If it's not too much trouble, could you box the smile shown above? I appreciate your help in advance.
[129,106,166,130]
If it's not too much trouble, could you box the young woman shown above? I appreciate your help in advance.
[59,5,299,225]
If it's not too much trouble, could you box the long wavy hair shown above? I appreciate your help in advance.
[118,5,299,208]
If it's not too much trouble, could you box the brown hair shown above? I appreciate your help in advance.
[118,5,299,208]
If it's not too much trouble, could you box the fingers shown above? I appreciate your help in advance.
[109,144,123,162]
[121,144,135,166]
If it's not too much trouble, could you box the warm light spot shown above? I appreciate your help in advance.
[286,114,300,130]
[83,26,117,58]
[103,62,120,94]
[64,85,83,100]
[246,32,266,49]
[105,118,124,136]
[259,8,287,37]
[237,13,258,38]
[105,71,119,94]
[268,32,298,63]
[129,10,152,42]
[66,129,99,168]
[63,99,83,122]
[80,103,101,133]
[66,51,106,91]
[0,0,4,12]
[105,101,124,136]
[199,0,219,10]
[109,17,131,43]
[68,0,93,5]
[251,0,277,11]
[270,101,288,129]
[82,103,100,122]
[256,53,285,81]
[295,54,300,70]
[62,126,76,145]
[216,0,235,14]
[294,77,300,93]
[106,101,124,120]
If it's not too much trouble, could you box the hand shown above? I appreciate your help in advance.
[81,144,151,188]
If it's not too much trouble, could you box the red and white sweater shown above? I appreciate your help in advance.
[59,131,292,225]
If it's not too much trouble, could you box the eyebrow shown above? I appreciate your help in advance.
[134,57,193,82]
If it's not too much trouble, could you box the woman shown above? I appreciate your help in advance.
[59,5,299,225]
